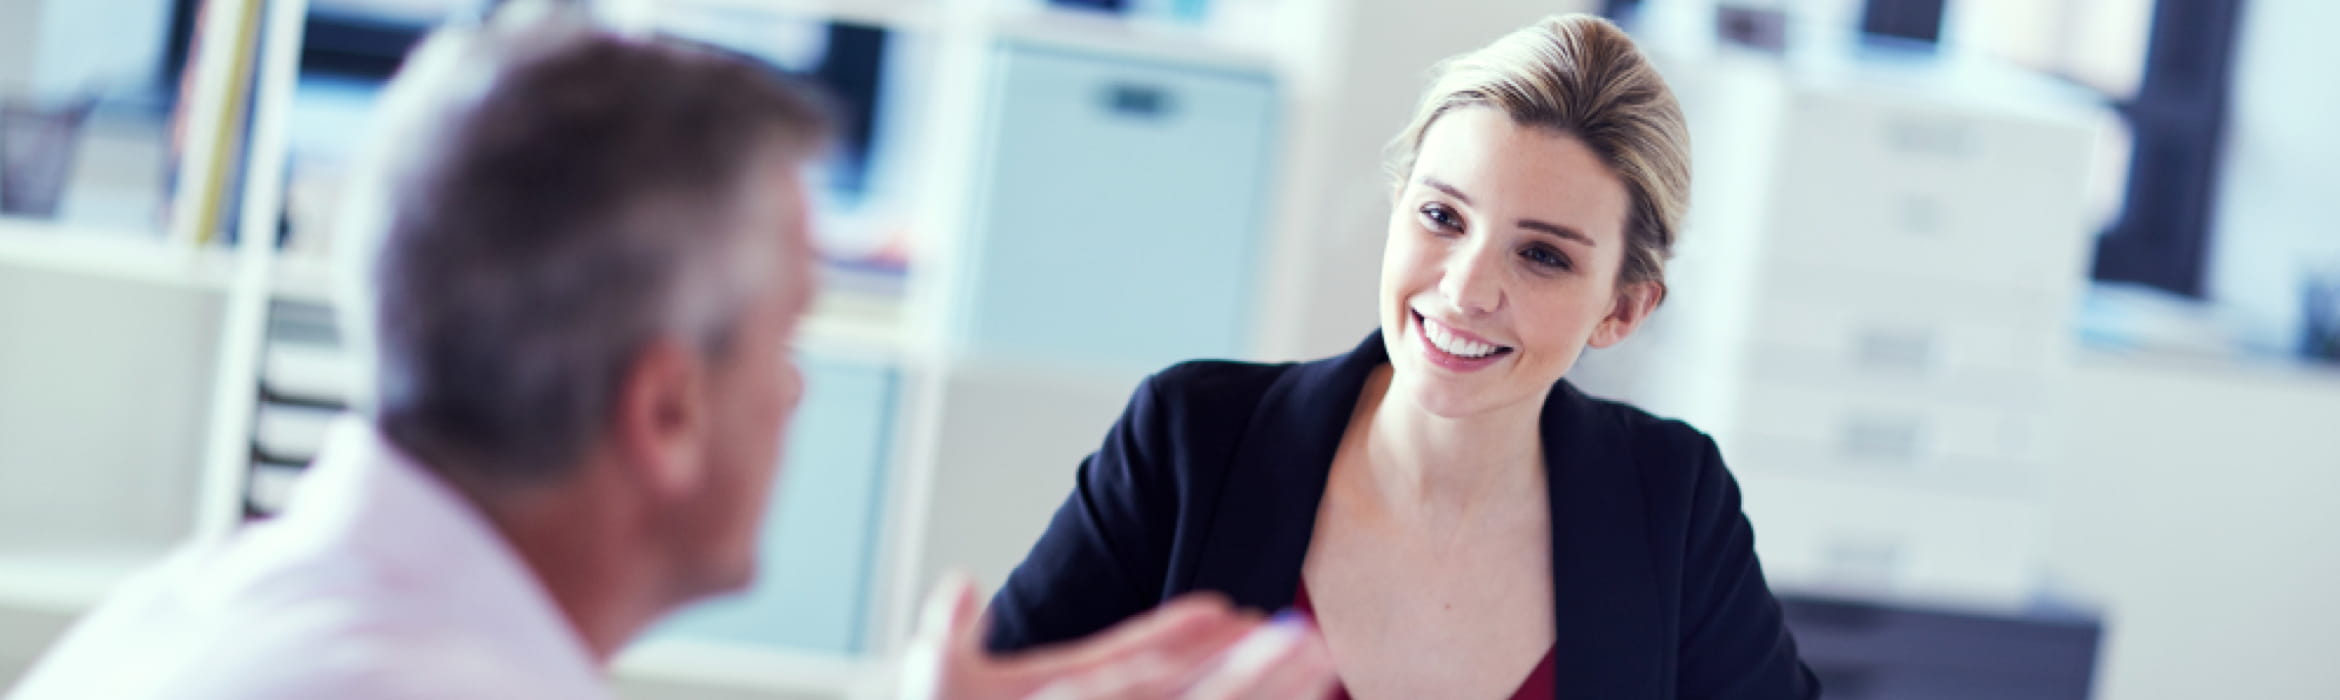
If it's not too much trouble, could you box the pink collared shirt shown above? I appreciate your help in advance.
[12,418,610,699]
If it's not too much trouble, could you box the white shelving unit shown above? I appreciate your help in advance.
[0,0,281,627]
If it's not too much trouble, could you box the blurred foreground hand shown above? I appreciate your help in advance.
[899,575,1337,700]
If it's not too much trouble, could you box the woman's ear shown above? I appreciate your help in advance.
[1589,280,1664,349]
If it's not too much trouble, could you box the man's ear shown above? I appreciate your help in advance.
[611,338,711,501]
[1588,280,1664,349]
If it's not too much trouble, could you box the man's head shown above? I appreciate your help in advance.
[335,5,832,601]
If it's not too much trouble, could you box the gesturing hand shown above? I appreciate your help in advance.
[899,575,1336,700]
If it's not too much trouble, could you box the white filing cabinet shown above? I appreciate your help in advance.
[1576,50,2102,608]
[946,42,1279,372]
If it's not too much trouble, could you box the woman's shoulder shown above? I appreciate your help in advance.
[1570,389,1733,497]
[1117,359,1303,449]
[1143,358,1299,406]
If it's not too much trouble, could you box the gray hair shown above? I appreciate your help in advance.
[334,5,833,481]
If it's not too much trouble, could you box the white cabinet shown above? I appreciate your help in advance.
[949,43,1278,372]
[1576,50,2103,609]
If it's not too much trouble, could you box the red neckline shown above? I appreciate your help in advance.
[1292,579,1559,700]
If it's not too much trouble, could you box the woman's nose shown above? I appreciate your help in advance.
[1437,242,1503,315]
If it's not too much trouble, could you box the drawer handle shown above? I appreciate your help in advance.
[1821,538,1904,587]
[1884,117,1971,157]
[1839,413,1925,463]
[1853,327,1937,373]
[1101,82,1175,121]
[1898,194,1941,236]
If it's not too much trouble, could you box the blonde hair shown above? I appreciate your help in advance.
[1386,14,1691,293]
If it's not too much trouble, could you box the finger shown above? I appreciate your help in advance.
[1024,653,1184,700]
[1181,613,1323,700]
[900,573,981,700]
[1010,593,1257,678]
[1217,623,1337,700]
[916,572,983,650]
[946,575,987,655]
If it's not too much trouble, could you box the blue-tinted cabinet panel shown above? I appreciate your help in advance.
[954,44,1279,369]
[650,353,896,653]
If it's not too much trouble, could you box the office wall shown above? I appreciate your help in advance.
[898,362,1141,614]
[2206,1,2340,349]
[2046,357,2340,700]
[0,0,39,91]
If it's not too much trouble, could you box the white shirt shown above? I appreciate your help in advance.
[11,419,611,699]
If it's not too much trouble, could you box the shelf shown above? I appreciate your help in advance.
[979,7,1283,73]
[0,546,173,616]
[642,0,1283,72]
[804,290,909,358]
[648,0,944,32]
[254,402,340,463]
[0,217,236,290]
[270,253,339,305]
[263,341,356,406]
[613,637,880,697]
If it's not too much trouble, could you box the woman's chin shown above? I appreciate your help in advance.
[1389,370,1495,419]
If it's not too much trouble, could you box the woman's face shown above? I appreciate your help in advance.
[1379,106,1659,419]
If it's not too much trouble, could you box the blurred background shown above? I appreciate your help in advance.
[0,0,2333,698]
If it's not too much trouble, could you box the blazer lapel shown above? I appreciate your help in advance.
[1180,333,1387,612]
[1542,380,1667,698]
[1177,333,1670,700]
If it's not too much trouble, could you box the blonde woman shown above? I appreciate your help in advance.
[986,14,1817,700]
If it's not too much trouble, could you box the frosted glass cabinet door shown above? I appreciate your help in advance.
[953,43,1279,369]
[650,353,896,654]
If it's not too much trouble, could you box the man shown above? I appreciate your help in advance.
[9,4,1331,698]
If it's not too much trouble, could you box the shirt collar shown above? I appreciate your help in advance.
[284,417,608,687]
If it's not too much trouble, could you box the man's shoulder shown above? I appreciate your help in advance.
[19,594,588,699]
[14,539,602,700]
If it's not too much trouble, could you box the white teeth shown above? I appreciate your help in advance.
[1422,315,1499,358]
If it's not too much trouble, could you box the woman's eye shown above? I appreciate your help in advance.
[1522,245,1571,270]
[1418,203,1462,232]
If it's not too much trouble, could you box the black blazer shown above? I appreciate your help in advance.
[987,331,1819,699]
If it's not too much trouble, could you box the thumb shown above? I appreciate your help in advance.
[901,572,982,700]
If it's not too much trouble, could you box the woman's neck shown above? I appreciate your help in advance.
[1350,364,1549,521]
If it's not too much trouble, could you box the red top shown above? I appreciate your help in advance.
[1293,581,1559,700]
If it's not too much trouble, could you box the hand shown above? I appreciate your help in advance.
[899,574,1337,700]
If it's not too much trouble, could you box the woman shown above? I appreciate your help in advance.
[986,14,1817,699]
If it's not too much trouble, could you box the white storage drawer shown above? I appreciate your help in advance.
[1754,259,2079,332]
[1721,432,2037,498]
[1734,381,2051,468]
[1776,85,2092,196]
[1742,300,2060,403]
[1762,89,2095,290]
[1735,472,2042,608]
[950,43,1278,371]
[1764,184,2079,291]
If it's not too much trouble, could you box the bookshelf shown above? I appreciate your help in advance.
[0,0,278,623]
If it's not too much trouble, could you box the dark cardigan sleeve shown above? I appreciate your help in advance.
[983,372,1180,653]
[1675,434,1823,699]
